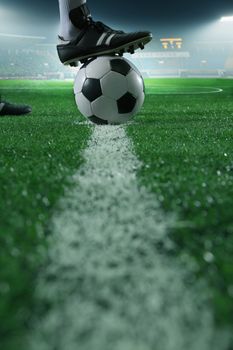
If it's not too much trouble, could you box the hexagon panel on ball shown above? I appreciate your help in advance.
[74,56,145,125]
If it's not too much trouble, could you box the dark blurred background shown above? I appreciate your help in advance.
[0,0,233,79]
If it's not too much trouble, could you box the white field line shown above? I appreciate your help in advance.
[146,86,223,95]
[29,125,229,350]
[0,87,70,90]
[0,86,223,94]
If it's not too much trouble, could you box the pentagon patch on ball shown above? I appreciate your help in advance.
[74,56,145,124]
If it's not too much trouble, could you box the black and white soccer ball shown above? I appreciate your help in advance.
[74,56,145,124]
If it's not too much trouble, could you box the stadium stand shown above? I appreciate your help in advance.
[0,37,232,79]
[131,40,233,78]
[0,43,76,80]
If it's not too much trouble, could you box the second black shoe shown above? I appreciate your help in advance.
[0,100,32,116]
[57,6,152,66]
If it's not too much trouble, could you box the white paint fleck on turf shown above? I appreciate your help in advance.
[29,125,230,350]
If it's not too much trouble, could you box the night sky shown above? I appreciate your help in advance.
[1,0,233,39]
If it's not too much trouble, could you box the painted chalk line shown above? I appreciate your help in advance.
[28,125,231,350]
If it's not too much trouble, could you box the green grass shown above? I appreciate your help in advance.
[0,80,91,349]
[0,78,233,349]
[127,78,233,326]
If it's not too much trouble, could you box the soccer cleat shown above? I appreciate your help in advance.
[0,100,32,116]
[57,4,152,66]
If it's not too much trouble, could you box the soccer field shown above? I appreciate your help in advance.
[0,78,233,350]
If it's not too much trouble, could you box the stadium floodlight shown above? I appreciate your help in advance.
[220,16,233,22]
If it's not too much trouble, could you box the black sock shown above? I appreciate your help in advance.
[69,4,91,30]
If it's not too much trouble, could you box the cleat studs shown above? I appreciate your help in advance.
[139,43,145,50]
[128,45,135,54]
[80,59,87,64]
[70,62,79,67]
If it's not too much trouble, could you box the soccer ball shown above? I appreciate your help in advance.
[74,56,145,124]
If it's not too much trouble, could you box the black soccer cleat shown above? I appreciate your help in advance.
[0,99,32,116]
[57,4,152,66]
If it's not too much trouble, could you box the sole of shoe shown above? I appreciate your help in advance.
[63,34,152,66]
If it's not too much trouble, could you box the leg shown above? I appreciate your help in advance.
[57,0,152,66]
[58,0,90,41]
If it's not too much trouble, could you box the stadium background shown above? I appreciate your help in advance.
[0,31,233,80]
[0,0,233,80]
[0,30,233,79]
